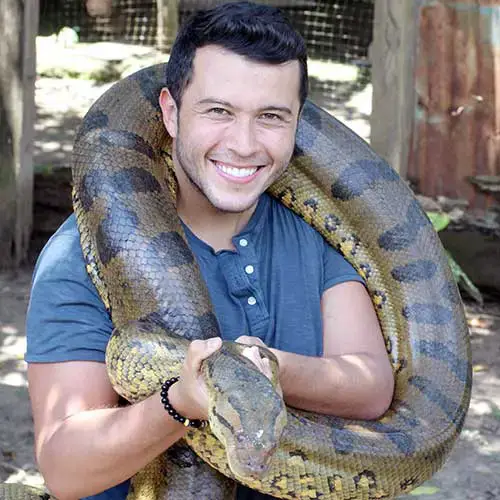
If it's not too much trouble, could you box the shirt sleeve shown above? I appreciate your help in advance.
[25,216,114,364]
[322,238,365,292]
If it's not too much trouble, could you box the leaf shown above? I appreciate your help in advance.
[409,485,441,495]
[473,364,488,373]
[34,164,54,175]
[426,211,450,232]
[445,251,483,305]
[491,403,500,421]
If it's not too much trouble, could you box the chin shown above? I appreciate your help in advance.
[209,195,259,214]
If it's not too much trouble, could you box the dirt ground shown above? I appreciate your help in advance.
[0,48,499,498]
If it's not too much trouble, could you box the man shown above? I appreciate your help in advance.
[26,2,394,499]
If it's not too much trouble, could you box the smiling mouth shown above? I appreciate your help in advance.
[212,160,261,179]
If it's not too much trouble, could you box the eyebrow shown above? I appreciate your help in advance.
[196,98,293,115]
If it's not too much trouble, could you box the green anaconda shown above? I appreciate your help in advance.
[0,64,472,500]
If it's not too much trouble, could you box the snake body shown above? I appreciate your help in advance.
[0,63,472,500]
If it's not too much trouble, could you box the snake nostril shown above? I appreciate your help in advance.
[245,459,269,476]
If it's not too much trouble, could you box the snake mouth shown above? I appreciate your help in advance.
[227,442,275,479]
[228,456,272,480]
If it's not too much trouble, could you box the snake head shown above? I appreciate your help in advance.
[205,344,287,479]
[227,427,281,478]
[220,385,287,479]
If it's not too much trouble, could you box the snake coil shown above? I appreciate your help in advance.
[0,63,471,500]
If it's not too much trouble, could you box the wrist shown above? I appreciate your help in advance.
[162,377,208,427]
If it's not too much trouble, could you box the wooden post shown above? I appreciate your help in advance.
[0,0,38,269]
[370,0,420,177]
[157,0,179,52]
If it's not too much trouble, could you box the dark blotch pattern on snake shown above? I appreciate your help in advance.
[0,64,472,500]
[78,64,471,500]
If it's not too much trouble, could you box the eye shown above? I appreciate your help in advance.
[208,107,230,116]
[260,112,282,121]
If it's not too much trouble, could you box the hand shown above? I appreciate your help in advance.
[234,335,273,381]
[168,337,222,421]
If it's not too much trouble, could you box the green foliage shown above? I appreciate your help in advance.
[444,249,483,305]
[409,484,440,496]
[426,212,451,233]
[490,402,500,422]
[427,211,483,304]
[34,164,55,175]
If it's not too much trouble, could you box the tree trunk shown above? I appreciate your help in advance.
[0,0,38,269]
[157,0,179,52]
[370,0,420,177]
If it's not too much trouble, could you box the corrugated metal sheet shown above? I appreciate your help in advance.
[408,0,500,209]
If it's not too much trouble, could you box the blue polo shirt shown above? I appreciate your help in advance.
[26,193,364,499]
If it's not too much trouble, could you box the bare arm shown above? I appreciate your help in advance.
[237,282,394,420]
[28,338,222,500]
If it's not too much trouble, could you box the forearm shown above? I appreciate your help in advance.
[38,391,187,499]
[271,349,394,420]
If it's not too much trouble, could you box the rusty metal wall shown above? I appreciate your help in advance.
[408,0,500,209]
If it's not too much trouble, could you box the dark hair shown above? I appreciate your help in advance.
[166,1,308,109]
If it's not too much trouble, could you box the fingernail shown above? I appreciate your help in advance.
[207,337,221,349]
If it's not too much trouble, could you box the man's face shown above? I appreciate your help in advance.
[160,45,301,214]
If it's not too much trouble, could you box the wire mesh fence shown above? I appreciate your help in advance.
[40,0,158,46]
[39,0,374,65]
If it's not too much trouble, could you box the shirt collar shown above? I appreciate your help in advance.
[180,193,270,256]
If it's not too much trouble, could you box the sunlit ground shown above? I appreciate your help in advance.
[307,59,372,141]
[0,271,43,487]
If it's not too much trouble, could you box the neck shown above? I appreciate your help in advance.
[175,168,258,253]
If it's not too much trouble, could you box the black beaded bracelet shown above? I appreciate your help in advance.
[160,376,208,429]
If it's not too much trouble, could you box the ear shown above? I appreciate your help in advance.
[159,88,178,138]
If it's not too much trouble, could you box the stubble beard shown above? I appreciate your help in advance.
[174,136,207,201]
[173,120,295,215]
[174,135,262,215]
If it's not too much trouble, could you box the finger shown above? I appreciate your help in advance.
[242,346,273,380]
[235,335,266,347]
[261,357,273,380]
[187,337,222,371]
[241,345,260,364]
[235,335,252,345]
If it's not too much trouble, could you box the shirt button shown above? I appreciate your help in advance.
[245,265,254,275]
[247,296,257,306]
[239,238,248,247]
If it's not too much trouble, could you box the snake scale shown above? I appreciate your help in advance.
[0,63,471,500]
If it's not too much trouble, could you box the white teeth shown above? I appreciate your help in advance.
[214,162,258,178]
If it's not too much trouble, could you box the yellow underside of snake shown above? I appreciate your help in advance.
[0,63,472,500]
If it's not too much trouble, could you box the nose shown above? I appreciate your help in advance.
[226,117,259,158]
